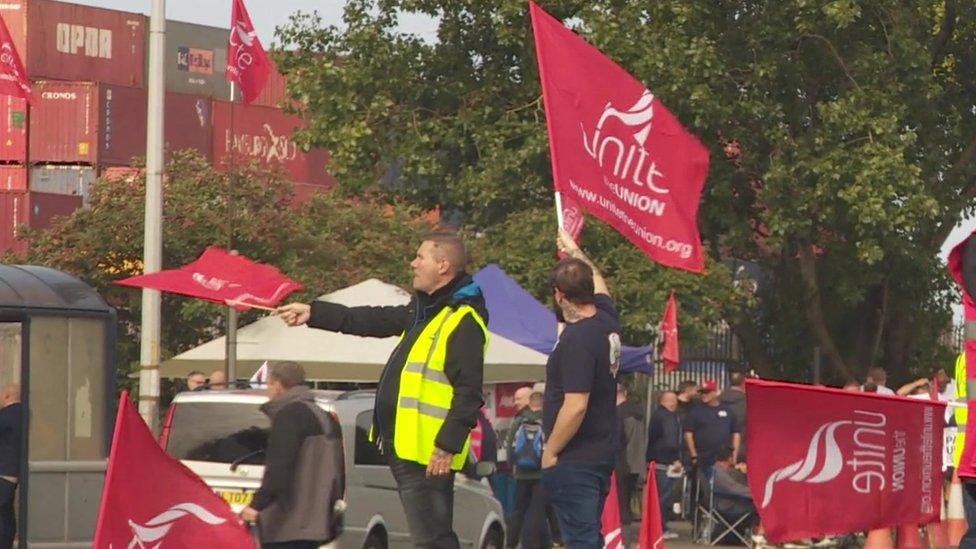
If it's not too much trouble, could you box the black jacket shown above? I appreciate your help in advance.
[0,403,21,478]
[252,387,336,511]
[309,273,487,455]
[616,401,645,476]
[252,386,344,543]
[646,405,682,465]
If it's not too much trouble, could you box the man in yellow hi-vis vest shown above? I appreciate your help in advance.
[278,232,488,548]
[956,352,968,467]
[948,230,976,547]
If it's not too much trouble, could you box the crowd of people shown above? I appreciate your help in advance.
[646,375,748,542]
[176,226,965,549]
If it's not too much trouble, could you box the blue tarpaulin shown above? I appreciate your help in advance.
[473,264,653,374]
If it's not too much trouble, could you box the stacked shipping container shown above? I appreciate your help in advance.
[0,0,147,252]
[0,0,146,87]
[212,101,335,188]
[0,0,334,254]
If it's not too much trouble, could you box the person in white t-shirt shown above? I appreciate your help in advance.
[897,377,932,399]
[864,367,896,395]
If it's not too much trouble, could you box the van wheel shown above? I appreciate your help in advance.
[481,526,504,549]
[363,530,387,549]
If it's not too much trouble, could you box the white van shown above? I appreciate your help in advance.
[162,389,506,549]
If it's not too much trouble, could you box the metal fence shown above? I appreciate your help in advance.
[649,323,743,393]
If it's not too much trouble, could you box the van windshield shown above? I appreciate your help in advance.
[166,402,270,465]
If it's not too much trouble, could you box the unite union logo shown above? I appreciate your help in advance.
[111,502,227,549]
[760,410,908,509]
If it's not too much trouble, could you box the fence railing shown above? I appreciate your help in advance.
[648,323,744,393]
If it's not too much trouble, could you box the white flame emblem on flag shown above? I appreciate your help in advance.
[233,23,257,48]
[579,90,669,195]
[123,502,227,549]
[760,420,852,508]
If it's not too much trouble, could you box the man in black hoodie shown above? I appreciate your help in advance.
[239,362,344,549]
[277,232,487,548]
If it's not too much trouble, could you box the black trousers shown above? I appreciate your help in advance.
[507,478,550,548]
[0,479,14,549]
[389,454,459,549]
[616,473,638,525]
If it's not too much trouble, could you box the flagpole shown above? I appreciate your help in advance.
[139,0,166,431]
[554,191,564,229]
[225,81,238,386]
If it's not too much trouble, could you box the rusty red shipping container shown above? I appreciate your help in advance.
[0,191,28,254]
[165,93,212,162]
[251,60,289,108]
[212,101,335,188]
[0,0,145,87]
[20,82,212,165]
[0,190,81,254]
[28,80,147,165]
[0,166,27,192]
[29,190,82,230]
[0,96,27,163]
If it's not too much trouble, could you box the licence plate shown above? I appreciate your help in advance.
[218,490,254,507]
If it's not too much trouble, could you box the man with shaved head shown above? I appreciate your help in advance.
[0,384,20,548]
[646,390,682,539]
[513,386,533,413]
[207,370,228,390]
[277,231,488,548]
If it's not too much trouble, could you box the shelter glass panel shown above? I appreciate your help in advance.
[0,323,21,387]
[68,317,106,460]
[29,316,69,461]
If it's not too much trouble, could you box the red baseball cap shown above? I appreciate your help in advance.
[700,379,718,393]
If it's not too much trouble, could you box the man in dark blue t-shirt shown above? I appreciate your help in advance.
[683,379,740,471]
[540,230,621,549]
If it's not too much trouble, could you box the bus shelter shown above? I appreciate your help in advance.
[0,265,116,548]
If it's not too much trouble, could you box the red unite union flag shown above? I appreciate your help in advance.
[746,379,944,543]
[601,472,625,549]
[115,247,302,311]
[530,2,709,273]
[0,14,32,103]
[226,0,271,104]
[93,393,255,548]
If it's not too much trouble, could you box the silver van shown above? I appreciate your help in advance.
[162,389,506,548]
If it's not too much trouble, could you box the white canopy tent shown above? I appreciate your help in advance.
[161,279,548,383]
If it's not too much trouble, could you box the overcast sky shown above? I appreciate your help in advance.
[67,0,439,46]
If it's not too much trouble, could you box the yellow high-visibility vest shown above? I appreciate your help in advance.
[956,352,968,466]
[392,304,488,471]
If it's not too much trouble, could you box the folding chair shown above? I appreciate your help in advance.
[694,466,754,547]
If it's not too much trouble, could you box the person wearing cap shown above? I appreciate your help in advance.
[683,379,740,472]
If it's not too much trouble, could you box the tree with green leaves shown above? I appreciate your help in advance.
[13,151,433,386]
[275,0,975,383]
